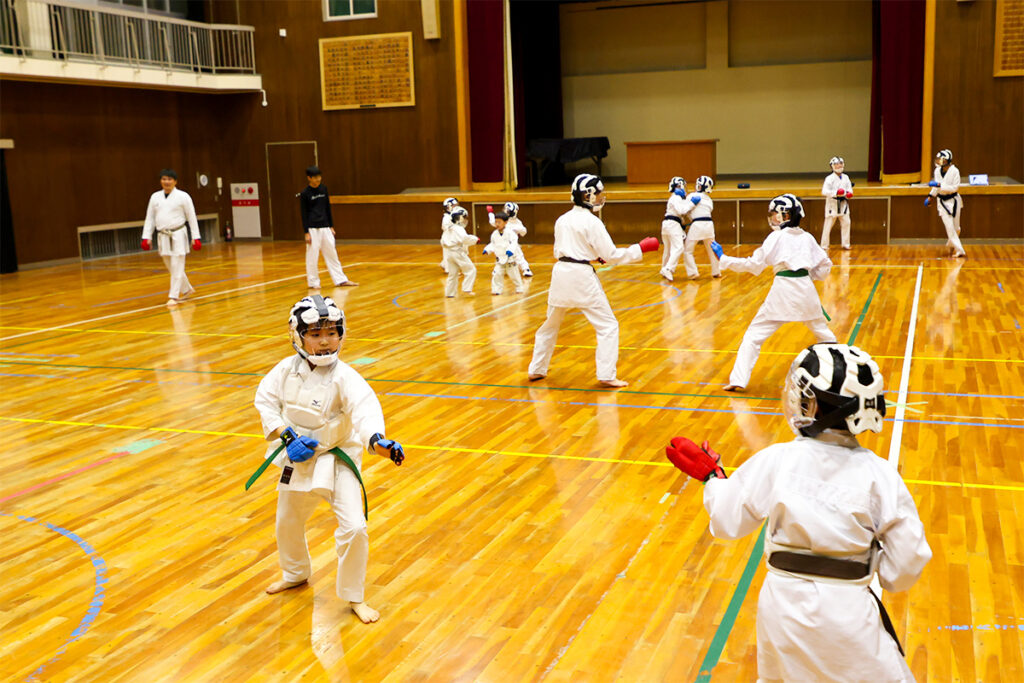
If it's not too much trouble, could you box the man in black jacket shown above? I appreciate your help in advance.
[300,166,358,288]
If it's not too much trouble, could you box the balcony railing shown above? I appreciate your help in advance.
[0,0,256,75]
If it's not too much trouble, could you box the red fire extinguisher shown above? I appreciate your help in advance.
[225,222,233,242]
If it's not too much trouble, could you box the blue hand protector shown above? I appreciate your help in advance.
[710,240,724,259]
[928,180,939,187]
[370,433,404,466]
[690,195,702,205]
[506,250,514,257]
[281,426,318,463]
[924,197,931,206]
[673,189,687,198]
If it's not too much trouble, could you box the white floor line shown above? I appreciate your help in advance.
[443,289,549,331]
[873,263,923,598]
[0,264,363,343]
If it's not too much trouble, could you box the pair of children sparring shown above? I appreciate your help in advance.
[659,175,720,281]
[440,197,532,296]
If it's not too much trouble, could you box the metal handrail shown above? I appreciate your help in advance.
[0,0,256,75]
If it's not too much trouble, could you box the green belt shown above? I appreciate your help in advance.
[245,445,369,520]
[774,269,831,321]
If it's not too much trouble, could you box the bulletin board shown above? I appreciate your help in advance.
[318,32,416,110]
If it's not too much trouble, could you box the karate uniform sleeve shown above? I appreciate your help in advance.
[460,227,479,247]
[183,193,201,241]
[702,449,774,539]
[510,220,527,237]
[679,194,698,216]
[809,243,833,281]
[875,475,932,592]
[254,360,289,440]
[719,246,769,275]
[589,219,642,265]
[142,194,157,240]
[339,370,386,452]
[842,175,853,193]
[939,166,961,194]
[821,175,836,197]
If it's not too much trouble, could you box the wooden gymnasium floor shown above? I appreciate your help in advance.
[1,239,1022,682]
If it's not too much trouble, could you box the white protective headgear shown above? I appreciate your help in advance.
[782,343,886,437]
[668,176,687,193]
[571,173,604,211]
[936,149,953,163]
[449,206,469,227]
[503,201,519,218]
[829,156,845,168]
[695,175,714,193]
[768,193,804,229]
[443,197,459,212]
[288,295,345,367]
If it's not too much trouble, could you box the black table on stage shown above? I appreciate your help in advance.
[526,137,610,185]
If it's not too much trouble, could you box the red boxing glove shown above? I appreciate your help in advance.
[141,239,151,251]
[638,237,660,253]
[846,191,853,198]
[486,205,493,212]
[192,239,202,251]
[836,188,846,197]
[665,437,726,483]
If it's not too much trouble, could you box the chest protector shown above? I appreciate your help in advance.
[281,363,350,450]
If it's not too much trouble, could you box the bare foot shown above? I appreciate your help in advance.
[599,379,628,388]
[955,252,967,258]
[350,601,380,623]
[337,281,359,287]
[166,299,179,306]
[528,374,546,382]
[723,384,744,392]
[712,274,722,279]
[463,291,475,296]
[265,578,307,594]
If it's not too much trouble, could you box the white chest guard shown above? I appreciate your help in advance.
[281,361,350,451]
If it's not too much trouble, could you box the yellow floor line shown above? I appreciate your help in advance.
[3,415,1023,493]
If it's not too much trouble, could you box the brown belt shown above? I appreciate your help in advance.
[768,551,870,580]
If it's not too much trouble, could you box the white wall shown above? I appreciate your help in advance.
[560,1,872,176]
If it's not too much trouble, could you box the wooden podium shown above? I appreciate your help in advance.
[625,139,718,185]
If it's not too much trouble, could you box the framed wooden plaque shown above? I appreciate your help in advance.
[318,32,415,110]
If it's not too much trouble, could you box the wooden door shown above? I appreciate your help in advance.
[266,142,317,241]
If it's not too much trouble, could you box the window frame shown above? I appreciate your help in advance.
[322,0,378,23]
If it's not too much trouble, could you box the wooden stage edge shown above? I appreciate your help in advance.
[333,179,1024,205]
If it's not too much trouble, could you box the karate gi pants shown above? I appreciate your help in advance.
[660,222,684,276]
[306,228,349,288]
[820,214,851,250]
[729,315,835,388]
[491,262,524,294]
[444,250,476,296]
[275,465,368,602]
[938,196,965,256]
[160,254,193,300]
[528,301,620,382]
[683,237,721,279]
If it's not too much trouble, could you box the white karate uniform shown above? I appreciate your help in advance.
[820,172,853,250]
[681,192,720,279]
[929,164,965,256]
[486,228,524,295]
[505,216,532,274]
[704,435,931,682]
[440,212,453,273]
[441,222,478,297]
[660,193,688,280]
[305,228,349,288]
[142,188,200,299]
[719,227,836,388]
[528,205,642,382]
[254,355,386,603]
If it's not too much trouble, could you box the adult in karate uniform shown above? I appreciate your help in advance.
[141,169,201,306]
[665,343,931,682]
[254,295,405,624]
[527,173,660,388]
[710,194,836,392]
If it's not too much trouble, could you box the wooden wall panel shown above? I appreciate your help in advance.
[890,195,1024,240]
[932,0,1024,181]
[739,197,889,245]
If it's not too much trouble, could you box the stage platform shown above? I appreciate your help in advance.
[330,177,1024,245]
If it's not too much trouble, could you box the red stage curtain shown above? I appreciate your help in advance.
[869,0,926,179]
[466,0,505,184]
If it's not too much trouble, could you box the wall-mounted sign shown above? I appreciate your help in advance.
[319,32,415,110]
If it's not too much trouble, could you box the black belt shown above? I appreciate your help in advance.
[557,256,593,265]
[769,551,904,657]
[690,217,712,222]
[937,192,960,218]
[663,215,683,226]
[938,192,958,200]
